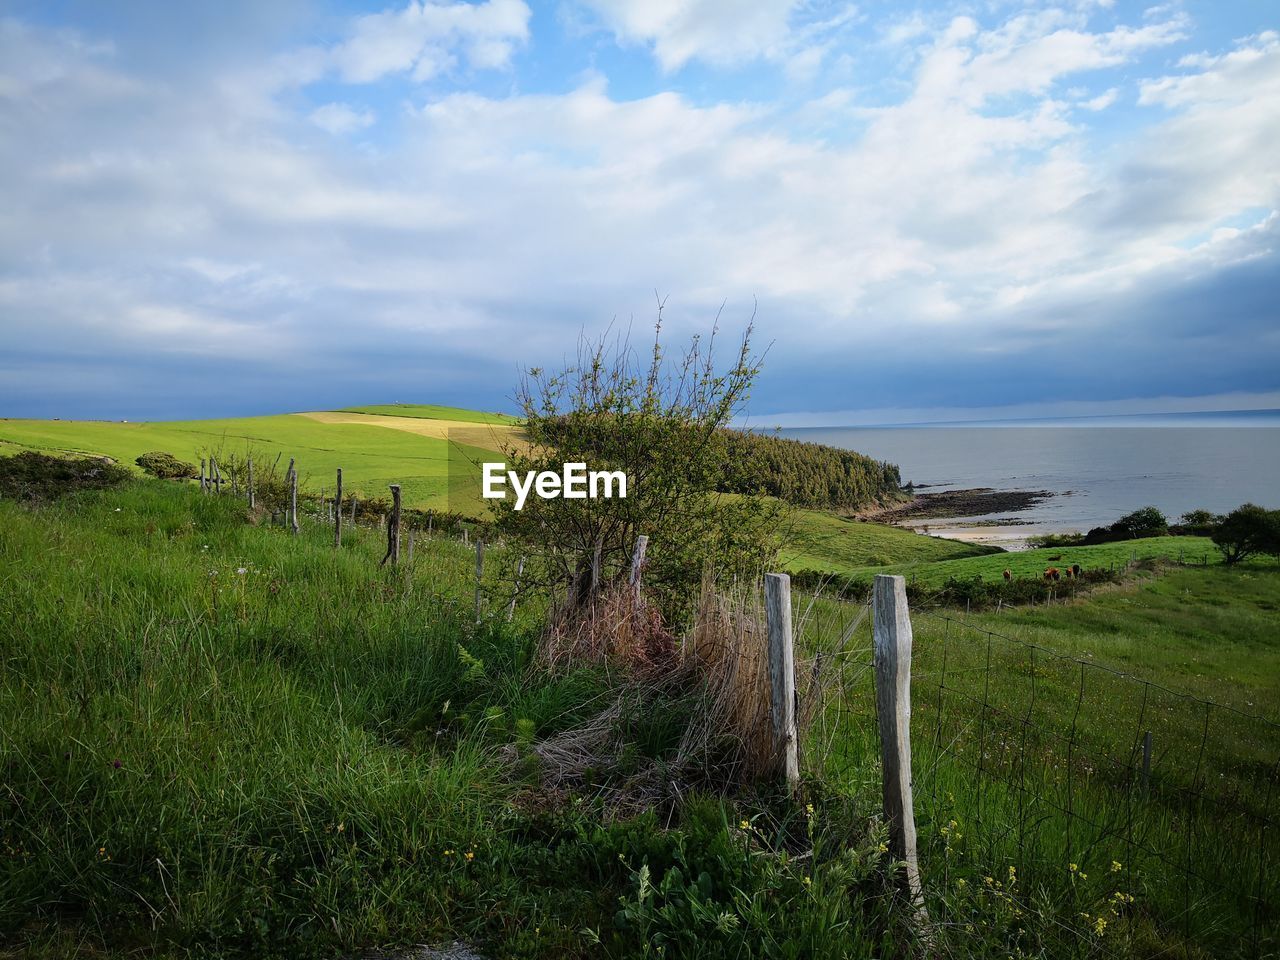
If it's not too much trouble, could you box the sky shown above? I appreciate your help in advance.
[0,0,1277,425]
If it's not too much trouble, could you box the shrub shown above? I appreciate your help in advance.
[0,451,131,501]
[492,317,781,625]
[1173,508,1221,536]
[1082,506,1169,544]
[134,451,197,480]
[1211,503,1280,565]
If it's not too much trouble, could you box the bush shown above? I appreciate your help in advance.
[0,451,131,501]
[1082,506,1169,544]
[135,451,197,480]
[1172,508,1221,537]
[492,318,781,625]
[1211,503,1280,565]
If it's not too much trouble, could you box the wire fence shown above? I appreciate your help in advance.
[790,583,1279,959]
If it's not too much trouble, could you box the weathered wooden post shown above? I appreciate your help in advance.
[426,510,433,539]
[199,459,207,492]
[213,457,222,494]
[474,540,485,623]
[1140,730,1152,793]
[507,556,524,622]
[763,573,799,790]
[350,496,357,524]
[246,457,254,509]
[382,484,401,566]
[629,534,649,605]
[334,468,343,548]
[287,459,299,536]
[873,574,926,915]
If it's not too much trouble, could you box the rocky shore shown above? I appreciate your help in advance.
[865,487,1057,523]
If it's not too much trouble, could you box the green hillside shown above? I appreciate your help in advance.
[338,403,519,424]
[0,411,504,515]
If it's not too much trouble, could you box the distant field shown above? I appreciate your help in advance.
[780,505,1000,572]
[339,403,518,424]
[845,534,1223,586]
[0,411,506,514]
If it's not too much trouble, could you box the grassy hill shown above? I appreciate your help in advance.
[2,475,1276,958]
[0,408,519,515]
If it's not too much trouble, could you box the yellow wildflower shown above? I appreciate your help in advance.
[1111,860,1122,873]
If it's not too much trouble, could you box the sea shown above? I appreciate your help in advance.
[778,410,1280,548]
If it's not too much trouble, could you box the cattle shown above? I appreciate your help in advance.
[1071,564,1081,578]
[1003,568,1012,582]
[1044,567,1060,582]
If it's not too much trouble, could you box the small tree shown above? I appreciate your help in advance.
[1110,506,1168,540]
[490,314,781,624]
[1212,504,1280,565]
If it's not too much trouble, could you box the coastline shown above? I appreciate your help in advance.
[863,487,1062,551]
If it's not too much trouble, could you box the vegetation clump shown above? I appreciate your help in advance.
[0,450,131,501]
[1212,503,1280,564]
[492,317,782,624]
[134,450,197,479]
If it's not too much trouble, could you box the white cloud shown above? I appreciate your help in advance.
[575,0,803,70]
[309,102,376,135]
[330,0,531,83]
[2,8,1278,415]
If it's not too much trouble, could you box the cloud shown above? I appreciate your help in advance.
[309,102,376,135]
[329,0,531,83]
[0,7,1277,421]
[574,0,807,71]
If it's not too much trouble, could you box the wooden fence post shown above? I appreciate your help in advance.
[1141,730,1152,793]
[350,496,357,524]
[474,540,485,623]
[287,459,299,536]
[873,574,926,915]
[334,468,342,548]
[210,457,220,494]
[629,534,649,605]
[507,556,524,622]
[407,533,414,564]
[382,485,401,566]
[763,573,799,790]
[247,457,254,509]
[199,459,207,493]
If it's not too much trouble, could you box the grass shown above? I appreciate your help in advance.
[338,403,519,424]
[795,562,1280,958]
[839,535,1223,588]
[779,504,1000,573]
[0,412,505,515]
[0,480,903,959]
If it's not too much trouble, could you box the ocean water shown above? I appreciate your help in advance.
[779,414,1280,541]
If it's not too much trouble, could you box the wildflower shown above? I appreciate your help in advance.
[1111,860,1122,873]
[465,850,474,862]
[877,842,889,855]
[443,849,454,857]
[1093,916,1107,936]
[740,820,751,830]
[112,759,122,769]
[805,803,815,817]
[237,567,247,575]
[803,876,812,887]
[336,822,344,833]
[1069,863,1078,873]
[955,878,967,889]
[1008,866,1017,882]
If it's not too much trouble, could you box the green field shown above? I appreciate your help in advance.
[0,412,503,514]
[778,504,1000,572]
[835,534,1222,586]
[1,475,1276,957]
[338,403,519,424]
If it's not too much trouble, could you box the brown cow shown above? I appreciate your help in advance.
[1003,568,1012,582]
[1044,567,1060,582]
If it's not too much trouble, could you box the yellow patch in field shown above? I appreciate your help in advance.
[296,411,528,453]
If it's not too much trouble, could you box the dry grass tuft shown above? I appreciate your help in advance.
[525,574,852,806]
